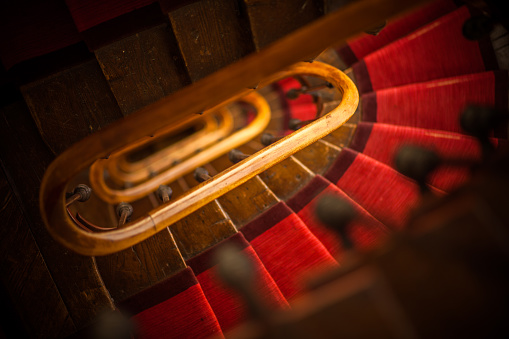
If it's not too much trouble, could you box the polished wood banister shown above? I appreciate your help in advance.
[40,0,428,255]
[89,92,270,203]
[96,109,233,187]
[41,61,357,255]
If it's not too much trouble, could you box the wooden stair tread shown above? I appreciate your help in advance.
[293,138,341,174]
[244,0,324,51]
[170,199,237,260]
[258,156,315,201]
[168,0,255,82]
[20,59,124,155]
[94,24,191,115]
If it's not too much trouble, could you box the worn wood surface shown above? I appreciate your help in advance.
[168,0,255,82]
[0,171,75,338]
[293,139,341,174]
[170,200,237,260]
[95,24,191,115]
[244,0,324,50]
[322,123,357,148]
[258,156,315,201]
[95,226,186,302]
[21,59,124,155]
[0,101,114,329]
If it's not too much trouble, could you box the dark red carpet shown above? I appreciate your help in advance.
[349,122,501,191]
[287,175,390,259]
[118,267,223,339]
[361,71,508,136]
[352,6,498,93]
[186,233,289,332]
[338,0,457,67]
[242,202,338,300]
[324,148,437,229]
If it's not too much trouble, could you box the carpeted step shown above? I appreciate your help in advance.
[118,267,224,339]
[337,0,457,67]
[350,122,503,191]
[275,78,318,126]
[324,148,440,229]
[361,71,508,137]
[241,201,339,300]
[352,6,499,94]
[186,232,289,332]
[287,175,390,259]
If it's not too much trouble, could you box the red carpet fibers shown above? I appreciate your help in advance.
[338,0,456,67]
[361,71,508,136]
[241,202,338,300]
[276,78,318,126]
[353,6,498,93]
[118,267,223,339]
[287,175,389,259]
[186,233,289,332]
[324,148,428,229]
[350,122,498,191]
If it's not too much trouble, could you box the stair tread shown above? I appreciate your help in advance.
[94,24,191,115]
[324,148,441,229]
[352,6,498,94]
[287,174,390,259]
[118,266,224,339]
[167,0,255,82]
[337,0,457,67]
[186,232,289,332]
[244,0,323,51]
[350,122,499,191]
[360,70,509,137]
[242,201,339,300]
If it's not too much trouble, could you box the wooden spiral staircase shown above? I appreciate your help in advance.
[1,0,509,338]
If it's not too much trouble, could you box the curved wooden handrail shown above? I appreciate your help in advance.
[89,92,270,203]
[99,109,233,185]
[114,112,224,174]
[40,61,358,255]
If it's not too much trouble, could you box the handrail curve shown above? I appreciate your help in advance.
[89,93,267,203]
[40,61,358,256]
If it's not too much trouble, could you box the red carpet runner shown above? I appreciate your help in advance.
[361,71,508,136]
[352,6,499,93]
[186,233,289,332]
[349,122,498,191]
[241,201,338,300]
[324,148,440,229]
[287,175,390,258]
[338,0,457,67]
[118,267,223,339]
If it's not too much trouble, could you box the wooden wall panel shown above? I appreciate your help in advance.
[168,0,255,82]
[0,101,114,330]
[244,0,324,50]
[0,171,75,338]
[21,59,124,155]
[95,24,191,115]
